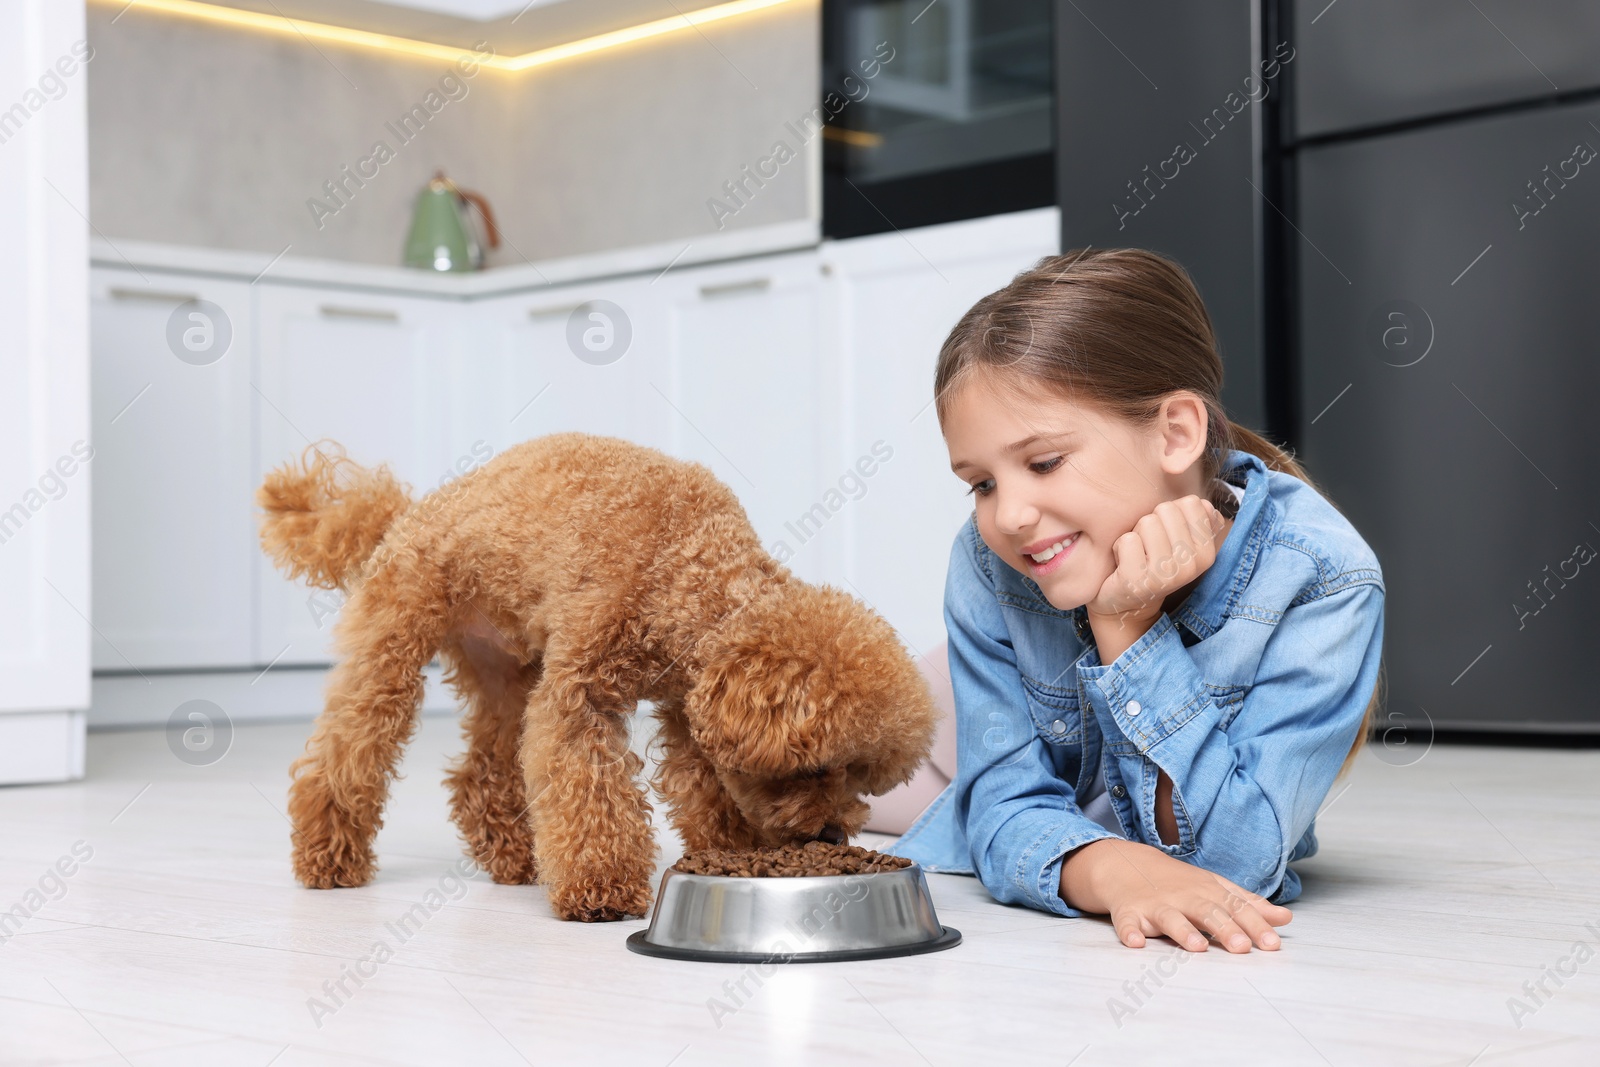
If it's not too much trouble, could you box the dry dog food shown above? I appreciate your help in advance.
[672,840,915,877]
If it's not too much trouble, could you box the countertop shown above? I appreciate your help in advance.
[90,217,821,300]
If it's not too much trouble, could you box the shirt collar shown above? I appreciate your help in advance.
[1168,448,1272,640]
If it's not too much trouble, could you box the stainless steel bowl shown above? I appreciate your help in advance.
[625,862,961,963]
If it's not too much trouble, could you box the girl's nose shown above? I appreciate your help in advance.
[995,487,1039,534]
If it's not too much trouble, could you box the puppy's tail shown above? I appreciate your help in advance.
[256,440,412,590]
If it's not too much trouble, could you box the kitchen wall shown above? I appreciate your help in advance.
[86,0,819,267]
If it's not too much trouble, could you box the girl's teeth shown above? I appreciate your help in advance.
[1030,534,1077,563]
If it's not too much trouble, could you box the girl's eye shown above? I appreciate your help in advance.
[964,457,1064,497]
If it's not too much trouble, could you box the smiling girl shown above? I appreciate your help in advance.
[886,248,1386,953]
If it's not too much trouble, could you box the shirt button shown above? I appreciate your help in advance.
[1050,719,1066,735]
[1126,700,1142,716]
[1111,785,1127,799]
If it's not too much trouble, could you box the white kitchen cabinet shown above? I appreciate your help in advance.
[825,207,1059,657]
[468,272,674,461]
[89,268,256,670]
[84,208,1060,718]
[254,286,459,665]
[658,252,839,586]
[1,0,90,779]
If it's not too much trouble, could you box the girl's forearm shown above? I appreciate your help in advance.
[1058,838,1121,913]
[1086,610,1181,844]
[1086,609,1159,667]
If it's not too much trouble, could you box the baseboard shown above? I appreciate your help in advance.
[89,664,460,730]
[0,709,87,784]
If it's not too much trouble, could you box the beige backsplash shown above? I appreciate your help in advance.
[86,0,819,269]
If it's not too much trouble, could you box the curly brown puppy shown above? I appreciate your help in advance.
[257,432,939,922]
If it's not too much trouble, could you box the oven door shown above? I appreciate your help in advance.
[822,0,1056,238]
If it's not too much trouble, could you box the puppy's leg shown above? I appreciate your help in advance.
[522,651,655,922]
[442,637,542,885]
[649,697,762,851]
[287,561,444,889]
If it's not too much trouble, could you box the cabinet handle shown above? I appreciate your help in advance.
[698,277,771,299]
[109,287,199,304]
[528,302,585,320]
[319,304,400,322]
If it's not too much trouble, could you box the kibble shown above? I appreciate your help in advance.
[671,840,915,877]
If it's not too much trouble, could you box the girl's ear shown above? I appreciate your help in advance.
[1157,391,1210,473]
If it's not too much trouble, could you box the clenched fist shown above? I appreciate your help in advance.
[1085,495,1228,625]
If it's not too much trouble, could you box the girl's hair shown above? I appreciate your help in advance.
[934,247,1380,779]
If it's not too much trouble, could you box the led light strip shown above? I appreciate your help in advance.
[91,0,802,72]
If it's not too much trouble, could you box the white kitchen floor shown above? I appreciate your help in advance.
[3,715,1597,1067]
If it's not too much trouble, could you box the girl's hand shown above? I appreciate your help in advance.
[1084,495,1227,623]
[1059,838,1291,952]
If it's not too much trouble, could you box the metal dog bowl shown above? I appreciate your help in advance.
[625,862,961,963]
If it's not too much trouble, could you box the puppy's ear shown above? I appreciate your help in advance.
[684,628,819,777]
[683,582,940,779]
[683,583,855,775]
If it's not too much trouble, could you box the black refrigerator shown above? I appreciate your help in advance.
[1056,0,1600,733]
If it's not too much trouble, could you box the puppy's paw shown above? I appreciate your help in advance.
[292,840,376,889]
[547,880,652,922]
[482,848,539,886]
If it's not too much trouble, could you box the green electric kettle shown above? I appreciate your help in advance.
[402,171,501,271]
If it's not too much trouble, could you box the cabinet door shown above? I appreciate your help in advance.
[466,274,673,460]
[0,0,90,783]
[89,268,255,669]
[254,286,456,665]
[660,253,835,586]
[827,208,1059,656]
[1292,0,1600,139]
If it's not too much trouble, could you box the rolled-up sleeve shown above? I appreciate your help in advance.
[1076,576,1385,900]
[943,520,1121,917]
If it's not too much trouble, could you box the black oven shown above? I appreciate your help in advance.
[821,0,1057,238]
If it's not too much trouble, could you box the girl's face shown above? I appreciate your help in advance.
[943,374,1209,613]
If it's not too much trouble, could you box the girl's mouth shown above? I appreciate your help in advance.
[1025,533,1079,576]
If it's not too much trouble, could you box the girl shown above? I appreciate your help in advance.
[885,248,1386,954]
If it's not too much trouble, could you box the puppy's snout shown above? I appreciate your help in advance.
[816,825,847,845]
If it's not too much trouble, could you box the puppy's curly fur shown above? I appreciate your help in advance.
[257,432,939,922]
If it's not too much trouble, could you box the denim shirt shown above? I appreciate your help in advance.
[884,449,1386,918]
